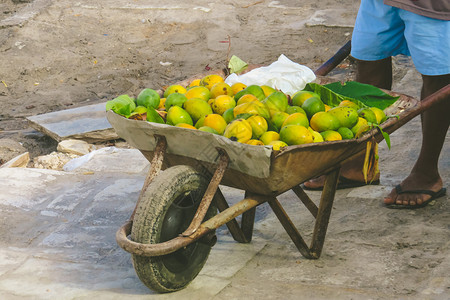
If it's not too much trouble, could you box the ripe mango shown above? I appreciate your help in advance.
[268,140,288,151]
[270,111,289,132]
[199,74,224,90]
[234,85,265,102]
[358,108,378,124]
[261,85,277,97]
[259,131,280,145]
[198,126,219,134]
[233,101,270,120]
[166,106,193,126]
[369,107,387,124]
[247,115,268,139]
[280,125,313,145]
[185,86,211,101]
[309,111,340,132]
[223,119,252,143]
[320,130,342,141]
[291,91,320,107]
[281,112,309,128]
[164,85,187,98]
[203,114,227,135]
[328,106,359,129]
[210,82,233,98]
[211,95,236,115]
[183,98,212,123]
[262,91,288,116]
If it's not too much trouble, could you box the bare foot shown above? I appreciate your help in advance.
[384,172,444,208]
[303,174,380,190]
[303,150,380,190]
[303,175,327,190]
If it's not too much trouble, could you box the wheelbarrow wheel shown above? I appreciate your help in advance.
[131,165,217,293]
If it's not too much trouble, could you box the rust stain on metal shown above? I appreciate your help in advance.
[182,149,229,237]
[116,195,266,257]
[130,135,166,221]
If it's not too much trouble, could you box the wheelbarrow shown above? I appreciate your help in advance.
[108,43,450,293]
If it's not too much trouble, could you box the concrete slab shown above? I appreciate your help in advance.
[26,102,118,143]
[63,147,149,173]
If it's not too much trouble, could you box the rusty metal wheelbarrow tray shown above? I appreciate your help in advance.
[107,83,424,196]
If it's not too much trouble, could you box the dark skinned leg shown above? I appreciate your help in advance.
[303,58,392,189]
[355,57,393,90]
[384,74,450,206]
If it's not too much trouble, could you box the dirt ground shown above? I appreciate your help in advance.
[0,2,449,299]
[0,0,359,157]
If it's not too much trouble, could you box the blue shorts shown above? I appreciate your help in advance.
[351,0,450,76]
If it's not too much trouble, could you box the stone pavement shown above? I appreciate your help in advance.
[1,117,449,300]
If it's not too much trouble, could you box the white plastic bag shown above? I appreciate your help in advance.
[225,54,316,96]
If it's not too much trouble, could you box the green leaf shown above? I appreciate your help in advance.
[303,82,367,108]
[382,130,391,149]
[105,94,136,117]
[228,55,248,74]
[324,81,399,110]
[146,107,165,124]
[373,124,391,150]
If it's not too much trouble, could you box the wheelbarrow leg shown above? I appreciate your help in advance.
[268,167,340,259]
[241,191,257,242]
[310,167,340,258]
[268,197,313,258]
[215,188,256,243]
[292,185,318,218]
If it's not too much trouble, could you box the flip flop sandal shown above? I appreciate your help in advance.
[337,176,380,190]
[384,185,447,209]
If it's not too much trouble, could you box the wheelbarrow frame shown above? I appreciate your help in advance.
[116,133,341,259]
[115,83,450,261]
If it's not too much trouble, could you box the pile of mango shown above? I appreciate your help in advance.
[106,74,387,150]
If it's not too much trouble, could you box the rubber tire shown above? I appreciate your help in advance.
[131,165,217,293]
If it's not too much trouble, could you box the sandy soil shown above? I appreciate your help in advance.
[0,0,358,157]
[0,2,449,299]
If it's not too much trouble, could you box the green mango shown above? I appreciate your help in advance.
[244,85,266,101]
[166,106,193,126]
[262,91,288,115]
[233,85,266,102]
[137,88,160,109]
[165,93,188,110]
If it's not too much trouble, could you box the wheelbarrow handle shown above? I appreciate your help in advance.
[314,40,352,76]
[376,84,450,140]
